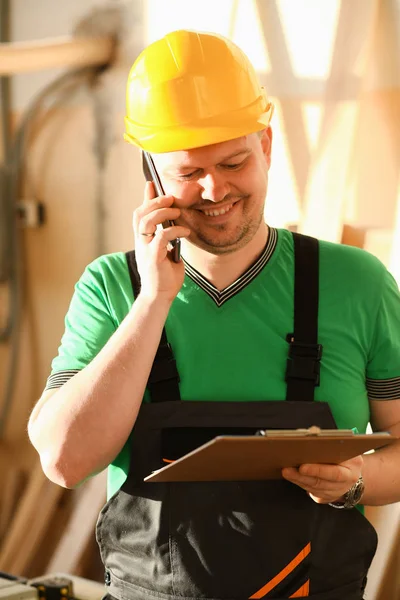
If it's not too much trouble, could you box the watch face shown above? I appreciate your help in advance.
[348,477,365,507]
[353,480,365,504]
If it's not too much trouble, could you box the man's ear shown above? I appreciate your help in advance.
[260,126,272,168]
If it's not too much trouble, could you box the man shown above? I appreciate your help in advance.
[29,30,400,600]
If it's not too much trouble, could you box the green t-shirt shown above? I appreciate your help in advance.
[46,228,400,498]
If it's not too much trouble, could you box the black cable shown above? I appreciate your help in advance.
[0,0,12,283]
[0,66,98,437]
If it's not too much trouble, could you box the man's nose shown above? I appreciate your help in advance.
[199,172,230,202]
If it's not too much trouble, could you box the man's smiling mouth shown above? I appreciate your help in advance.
[196,200,240,217]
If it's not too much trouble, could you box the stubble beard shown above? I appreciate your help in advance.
[188,203,265,256]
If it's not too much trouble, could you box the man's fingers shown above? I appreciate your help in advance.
[139,207,181,234]
[133,195,175,228]
[146,226,188,262]
[283,463,359,487]
[137,225,190,253]
[144,180,157,202]
[298,457,362,483]
[153,226,190,246]
[298,464,350,483]
[282,468,344,491]
[282,456,364,504]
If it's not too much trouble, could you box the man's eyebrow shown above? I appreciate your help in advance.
[219,148,252,162]
[173,148,252,171]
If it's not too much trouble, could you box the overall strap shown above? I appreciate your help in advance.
[285,233,322,402]
[125,251,181,403]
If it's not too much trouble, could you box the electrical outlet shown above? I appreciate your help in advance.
[16,200,45,228]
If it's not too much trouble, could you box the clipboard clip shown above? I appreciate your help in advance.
[255,426,356,437]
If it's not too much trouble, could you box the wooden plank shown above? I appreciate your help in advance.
[0,461,65,574]
[296,0,379,242]
[376,510,400,599]
[46,471,107,574]
[0,36,114,75]
[365,504,400,599]
[0,467,26,542]
[25,484,74,578]
[341,225,366,249]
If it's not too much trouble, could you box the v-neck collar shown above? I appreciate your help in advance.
[182,228,278,307]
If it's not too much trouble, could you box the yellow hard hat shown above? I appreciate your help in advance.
[124,29,274,153]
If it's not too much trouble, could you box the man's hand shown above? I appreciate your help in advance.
[133,181,191,303]
[282,455,363,504]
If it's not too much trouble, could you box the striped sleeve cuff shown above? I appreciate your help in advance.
[44,369,80,390]
[366,377,400,400]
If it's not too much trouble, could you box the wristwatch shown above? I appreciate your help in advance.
[329,475,365,509]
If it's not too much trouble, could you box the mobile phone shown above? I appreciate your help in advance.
[142,151,181,263]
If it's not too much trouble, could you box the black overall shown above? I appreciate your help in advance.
[96,233,378,600]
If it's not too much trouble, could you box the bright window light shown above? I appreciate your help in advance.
[230,0,270,73]
[265,100,300,228]
[276,0,341,79]
[145,0,235,43]
[301,102,323,152]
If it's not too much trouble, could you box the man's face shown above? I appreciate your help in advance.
[152,128,272,255]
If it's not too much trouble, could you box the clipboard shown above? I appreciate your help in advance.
[144,429,397,482]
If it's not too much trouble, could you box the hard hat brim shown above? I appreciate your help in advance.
[124,103,274,153]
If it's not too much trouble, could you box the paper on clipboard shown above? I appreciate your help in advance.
[144,429,397,482]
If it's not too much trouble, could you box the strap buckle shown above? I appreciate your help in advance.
[285,337,323,386]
